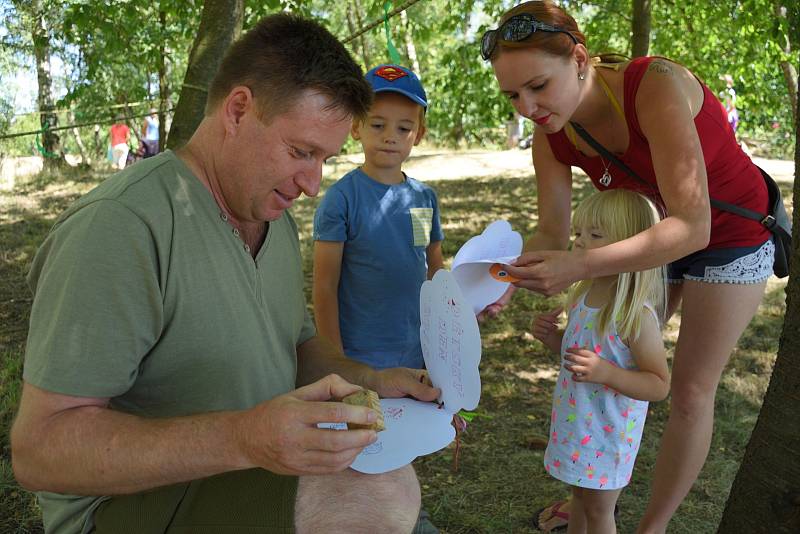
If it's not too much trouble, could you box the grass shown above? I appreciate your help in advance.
[0,153,788,533]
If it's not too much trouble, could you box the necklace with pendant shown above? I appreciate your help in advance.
[599,158,612,187]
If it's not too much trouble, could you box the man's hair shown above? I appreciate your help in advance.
[205,14,372,123]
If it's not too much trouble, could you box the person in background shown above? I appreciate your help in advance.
[109,118,130,169]
[720,74,738,134]
[506,110,523,148]
[140,109,160,158]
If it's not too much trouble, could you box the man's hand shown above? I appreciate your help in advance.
[563,347,614,385]
[235,374,381,476]
[367,368,441,403]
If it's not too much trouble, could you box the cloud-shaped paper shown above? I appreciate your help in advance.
[320,270,483,475]
[451,220,523,314]
[420,269,482,413]
[349,398,455,474]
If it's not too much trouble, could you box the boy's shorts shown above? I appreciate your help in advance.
[668,237,774,284]
[92,468,297,533]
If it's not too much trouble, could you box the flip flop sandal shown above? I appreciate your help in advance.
[530,501,620,532]
[531,500,569,532]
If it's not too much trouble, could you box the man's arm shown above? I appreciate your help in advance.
[11,376,379,496]
[295,335,440,403]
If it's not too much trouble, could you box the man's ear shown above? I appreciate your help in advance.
[350,120,362,140]
[222,86,254,135]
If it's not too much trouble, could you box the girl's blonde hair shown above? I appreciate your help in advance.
[566,189,667,341]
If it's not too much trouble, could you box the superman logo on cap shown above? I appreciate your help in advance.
[374,66,408,82]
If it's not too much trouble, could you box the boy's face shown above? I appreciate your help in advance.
[352,92,425,171]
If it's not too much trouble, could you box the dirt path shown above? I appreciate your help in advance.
[325,147,796,183]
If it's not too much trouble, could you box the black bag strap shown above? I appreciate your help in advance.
[569,121,783,232]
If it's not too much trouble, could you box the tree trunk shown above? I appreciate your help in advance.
[717,62,800,534]
[775,3,798,128]
[30,0,62,169]
[166,0,244,150]
[349,0,371,69]
[631,0,652,58]
[69,111,89,165]
[400,9,420,75]
[158,7,168,152]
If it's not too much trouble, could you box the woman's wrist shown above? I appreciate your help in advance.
[574,248,593,280]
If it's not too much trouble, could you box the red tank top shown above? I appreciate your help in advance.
[546,56,769,249]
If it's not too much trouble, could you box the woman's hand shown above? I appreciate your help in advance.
[504,249,588,296]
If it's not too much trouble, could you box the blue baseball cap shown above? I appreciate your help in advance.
[364,64,428,109]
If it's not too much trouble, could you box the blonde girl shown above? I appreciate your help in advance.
[532,190,670,534]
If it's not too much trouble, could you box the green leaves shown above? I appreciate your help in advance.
[1,0,796,157]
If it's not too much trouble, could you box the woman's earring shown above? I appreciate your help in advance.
[578,71,586,80]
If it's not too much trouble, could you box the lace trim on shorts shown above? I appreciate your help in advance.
[685,239,774,284]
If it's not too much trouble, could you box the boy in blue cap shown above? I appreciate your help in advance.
[313,64,444,372]
[313,67,444,532]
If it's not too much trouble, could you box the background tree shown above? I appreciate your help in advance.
[166,0,244,149]
[0,1,797,160]
[12,0,64,169]
[717,56,800,533]
[631,0,651,57]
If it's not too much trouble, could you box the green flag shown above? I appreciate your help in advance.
[383,1,402,64]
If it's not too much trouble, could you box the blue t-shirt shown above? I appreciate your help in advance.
[144,116,159,141]
[313,167,444,369]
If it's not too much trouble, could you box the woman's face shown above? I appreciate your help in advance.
[492,47,580,134]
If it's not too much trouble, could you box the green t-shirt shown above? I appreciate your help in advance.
[23,150,316,533]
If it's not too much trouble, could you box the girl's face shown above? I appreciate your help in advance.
[572,221,613,251]
[492,47,582,133]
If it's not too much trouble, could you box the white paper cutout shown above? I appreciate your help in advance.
[319,221,520,474]
[451,220,523,314]
[419,270,482,414]
[321,398,456,474]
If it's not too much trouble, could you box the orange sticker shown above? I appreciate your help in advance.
[489,263,519,282]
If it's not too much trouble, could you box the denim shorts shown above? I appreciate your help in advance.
[668,237,774,284]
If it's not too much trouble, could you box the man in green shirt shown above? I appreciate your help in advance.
[11,13,438,534]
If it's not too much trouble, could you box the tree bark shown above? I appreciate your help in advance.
[348,0,371,69]
[717,62,800,534]
[400,9,420,75]
[166,0,244,150]
[30,0,62,169]
[158,7,168,152]
[69,111,89,165]
[775,3,798,128]
[631,0,652,58]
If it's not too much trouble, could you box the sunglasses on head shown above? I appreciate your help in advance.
[481,13,578,61]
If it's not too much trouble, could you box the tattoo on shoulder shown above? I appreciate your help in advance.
[648,60,673,76]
